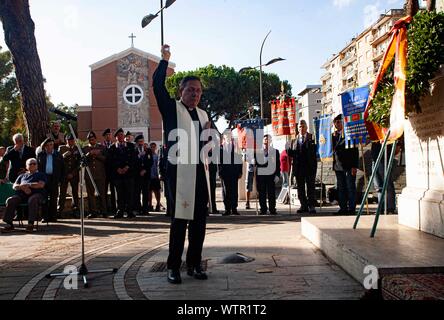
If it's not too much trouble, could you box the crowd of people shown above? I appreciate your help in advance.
[0,122,166,233]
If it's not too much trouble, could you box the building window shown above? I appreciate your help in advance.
[316,99,322,104]
[124,85,144,105]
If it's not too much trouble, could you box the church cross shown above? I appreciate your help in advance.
[182,201,190,209]
[129,33,136,48]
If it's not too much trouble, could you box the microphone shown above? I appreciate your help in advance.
[49,107,78,122]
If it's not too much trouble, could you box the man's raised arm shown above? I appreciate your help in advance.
[153,44,176,117]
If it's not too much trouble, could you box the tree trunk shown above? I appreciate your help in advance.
[426,0,436,11]
[405,0,420,16]
[0,0,49,147]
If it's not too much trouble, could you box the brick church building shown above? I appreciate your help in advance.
[77,46,175,143]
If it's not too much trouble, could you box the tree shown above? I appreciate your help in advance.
[0,46,23,146]
[166,64,292,124]
[0,0,49,147]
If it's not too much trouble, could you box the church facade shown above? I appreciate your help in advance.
[77,47,175,143]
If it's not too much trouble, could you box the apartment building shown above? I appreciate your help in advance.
[321,9,405,116]
[296,85,323,132]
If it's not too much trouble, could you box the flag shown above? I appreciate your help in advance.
[364,15,412,142]
[341,86,370,148]
[234,118,265,149]
[271,98,296,136]
[314,115,333,162]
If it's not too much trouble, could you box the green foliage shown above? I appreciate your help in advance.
[0,47,22,146]
[406,10,444,113]
[166,64,292,124]
[368,10,444,127]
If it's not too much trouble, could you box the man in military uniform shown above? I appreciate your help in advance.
[102,128,117,215]
[57,134,80,217]
[108,128,137,219]
[46,121,65,150]
[83,131,107,218]
[134,135,153,215]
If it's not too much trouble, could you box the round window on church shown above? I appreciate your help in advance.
[124,85,144,105]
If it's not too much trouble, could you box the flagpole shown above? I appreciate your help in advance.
[360,137,370,215]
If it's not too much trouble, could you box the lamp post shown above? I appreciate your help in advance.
[239,31,285,120]
[141,0,176,46]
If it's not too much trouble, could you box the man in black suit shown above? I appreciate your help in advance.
[287,120,318,214]
[102,128,117,215]
[332,114,359,215]
[219,133,243,216]
[134,135,153,215]
[256,134,281,215]
[37,138,65,222]
[108,128,138,219]
[1,133,36,183]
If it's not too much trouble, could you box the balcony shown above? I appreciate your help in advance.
[340,54,357,67]
[342,80,357,92]
[321,83,332,93]
[342,69,357,81]
[321,96,333,105]
[320,72,332,81]
[371,32,390,47]
[372,50,385,62]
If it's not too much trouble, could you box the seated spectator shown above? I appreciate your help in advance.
[0,146,8,184]
[1,133,35,183]
[1,158,47,233]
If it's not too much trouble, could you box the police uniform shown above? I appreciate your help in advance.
[108,128,138,218]
[57,135,80,215]
[83,131,107,218]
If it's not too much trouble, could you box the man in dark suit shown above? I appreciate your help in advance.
[255,135,281,215]
[102,128,117,215]
[134,135,153,215]
[287,120,318,214]
[332,114,359,215]
[108,128,138,219]
[37,138,65,222]
[219,134,243,216]
[1,133,35,183]
[57,134,80,216]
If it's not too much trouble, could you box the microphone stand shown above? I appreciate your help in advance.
[46,122,117,288]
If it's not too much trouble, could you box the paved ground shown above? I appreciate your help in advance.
[0,192,366,300]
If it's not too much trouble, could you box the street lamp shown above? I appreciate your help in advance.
[239,31,285,120]
[141,0,177,45]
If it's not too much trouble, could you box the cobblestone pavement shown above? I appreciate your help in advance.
[0,197,365,300]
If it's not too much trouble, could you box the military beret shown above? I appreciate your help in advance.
[66,133,75,140]
[87,131,97,139]
[102,128,111,137]
[135,135,144,142]
[125,131,132,137]
[114,128,124,137]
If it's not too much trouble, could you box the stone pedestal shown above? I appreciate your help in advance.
[398,74,444,238]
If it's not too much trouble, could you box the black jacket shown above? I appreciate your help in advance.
[37,150,65,183]
[135,146,154,177]
[219,145,243,180]
[108,142,138,179]
[287,133,317,177]
[255,147,280,178]
[1,145,36,182]
[332,131,359,171]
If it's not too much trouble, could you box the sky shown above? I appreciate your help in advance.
[0,0,413,107]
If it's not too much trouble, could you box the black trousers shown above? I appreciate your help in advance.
[44,175,59,220]
[134,175,150,212]
[209,166,217,212]
[256,175,276,214]
[167,166,209,270]
[105,175,117,214]
[221,176,238,211]
[296,174,316,209]
[114,177,134,213]
[58,175,79,212]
